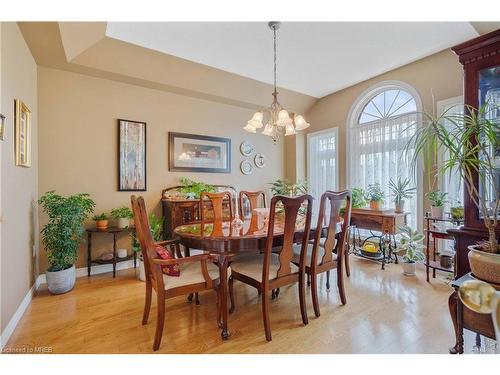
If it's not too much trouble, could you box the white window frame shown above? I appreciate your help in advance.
[346,80,423,231]
[307,127,339,200]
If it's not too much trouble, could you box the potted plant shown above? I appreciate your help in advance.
[134,213,164,281]
[268,179,308,216]
[179,177,215,199]
[365,183,385,211]
[407,103,500,284]
[450,201,465,221]
[389,177,416,213]
[111,206,133,229]
[426,190,448,218]
[397,225,425,276]
[38,191,95,294]
[93,213,108,230]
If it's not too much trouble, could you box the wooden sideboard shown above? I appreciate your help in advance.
[350,208,408,234]
[161,185,235,239]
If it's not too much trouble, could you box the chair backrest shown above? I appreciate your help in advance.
[131,195,164,288]
[263,194,313,281]
[239,190,266,218]
[200,191,234,237]
[312,190,352,266]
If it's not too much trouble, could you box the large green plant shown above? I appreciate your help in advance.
[406,103,499,253]
[131,213,164,252]
[179,177,215,199]
[39,191,95,272]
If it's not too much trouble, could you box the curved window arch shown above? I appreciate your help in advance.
[347,81,422,230]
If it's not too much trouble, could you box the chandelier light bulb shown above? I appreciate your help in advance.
[285,123,297,136]
[294,115,310,131]
[243,123,257,133]
[262,123,273,136]
[247,111,264,128]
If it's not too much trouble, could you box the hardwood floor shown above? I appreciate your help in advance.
[5,257,473,354]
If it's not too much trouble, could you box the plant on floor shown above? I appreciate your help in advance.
[406,104,499,254]
[179,177,215,199]
[389,177,416,213]
[397,225,425,263]
[38,191,95,293]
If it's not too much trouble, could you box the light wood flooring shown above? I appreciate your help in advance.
[5,257,475,353]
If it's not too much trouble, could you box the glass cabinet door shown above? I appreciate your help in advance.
[478,65,500,220]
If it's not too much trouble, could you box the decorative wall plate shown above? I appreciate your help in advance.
[240,141,254,156]
[254,153,265,168]
[240,160,253,175]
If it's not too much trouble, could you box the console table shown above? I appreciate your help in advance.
[86,227,136,278]
[349,208,409,270]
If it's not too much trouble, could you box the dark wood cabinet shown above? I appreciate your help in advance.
[449,29,500,278]
[161,185,236,239]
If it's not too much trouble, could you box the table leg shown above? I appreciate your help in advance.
[392,235,398,264]
[133,251,137,268]
[379,236,386,270]
[448,291,460,354]
[87,232,92,277]
[214,253,231,340]
[113,234,117,278]
[457,295,464,354]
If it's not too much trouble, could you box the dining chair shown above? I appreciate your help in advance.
[239,190,266,218]
[200,191,234,237]
[131,195,220,351]
[292,190,351,317]
[228,194,313,341]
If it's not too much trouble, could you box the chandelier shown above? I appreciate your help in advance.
[243,22,310,142]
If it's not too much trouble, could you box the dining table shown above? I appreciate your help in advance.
[174,211,332,339]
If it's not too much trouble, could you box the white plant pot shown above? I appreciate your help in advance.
[117,217,130,229]
[46,265,76,294]
[402,262,416,276]
[430,206,444,219]
[394,200,405,213]
[138,259,146,281]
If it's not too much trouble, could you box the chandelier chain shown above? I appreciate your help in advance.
[273,25,277,96]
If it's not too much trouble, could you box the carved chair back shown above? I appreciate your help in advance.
[263,194,313,282]
[239,190,266,218]
[131,195,165,289]
[200,191,234,237]
[312,190,352,266]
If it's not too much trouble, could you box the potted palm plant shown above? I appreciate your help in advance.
[426,190,448,218]
[407,103,500,284]
[111,206,133,229]
[38,191,95,294]
[366,183,385,211]
[389,177,416,213]
[397,225,425,276]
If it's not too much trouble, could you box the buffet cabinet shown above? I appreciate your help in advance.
[161,185,235,239]
[449,29,500,278]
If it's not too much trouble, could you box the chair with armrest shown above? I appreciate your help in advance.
[292,190,351,317]
[228,194,313,341]
[131,195,220,351]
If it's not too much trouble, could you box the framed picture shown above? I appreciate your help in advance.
[118,119,146,191]
[0,113,5,141]
[15,99,31,167]
[169,132,231,173]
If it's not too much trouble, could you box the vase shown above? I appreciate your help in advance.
[395,200,405,213]
[370,200,381,211]
[402,262,416,276]
[117,217,129,229]
[138,258,146,281]
[95,220,108,230]
[430,206,444,219]
[468,245,500,284]
[46,265,76,294]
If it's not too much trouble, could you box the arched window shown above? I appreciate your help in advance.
[348,81,422,229]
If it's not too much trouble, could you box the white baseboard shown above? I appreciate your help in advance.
[0,260,135,350]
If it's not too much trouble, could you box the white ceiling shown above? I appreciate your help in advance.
[106,22,479,98]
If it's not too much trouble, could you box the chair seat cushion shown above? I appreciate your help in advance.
[292,243,337,266]
[163,261,219,290]
[231,252,298,281]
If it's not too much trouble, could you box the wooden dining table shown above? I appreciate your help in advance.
[174,211,329,339]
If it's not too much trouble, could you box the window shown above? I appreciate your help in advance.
[437,96,464,211]
[348,82,421,229]
[307,128,339,208]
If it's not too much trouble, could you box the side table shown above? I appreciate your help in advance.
[86,227,137,278]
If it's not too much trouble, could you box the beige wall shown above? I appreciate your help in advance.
[301,49,464,190]
[0,23,38,333]
[38,66,284,271]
